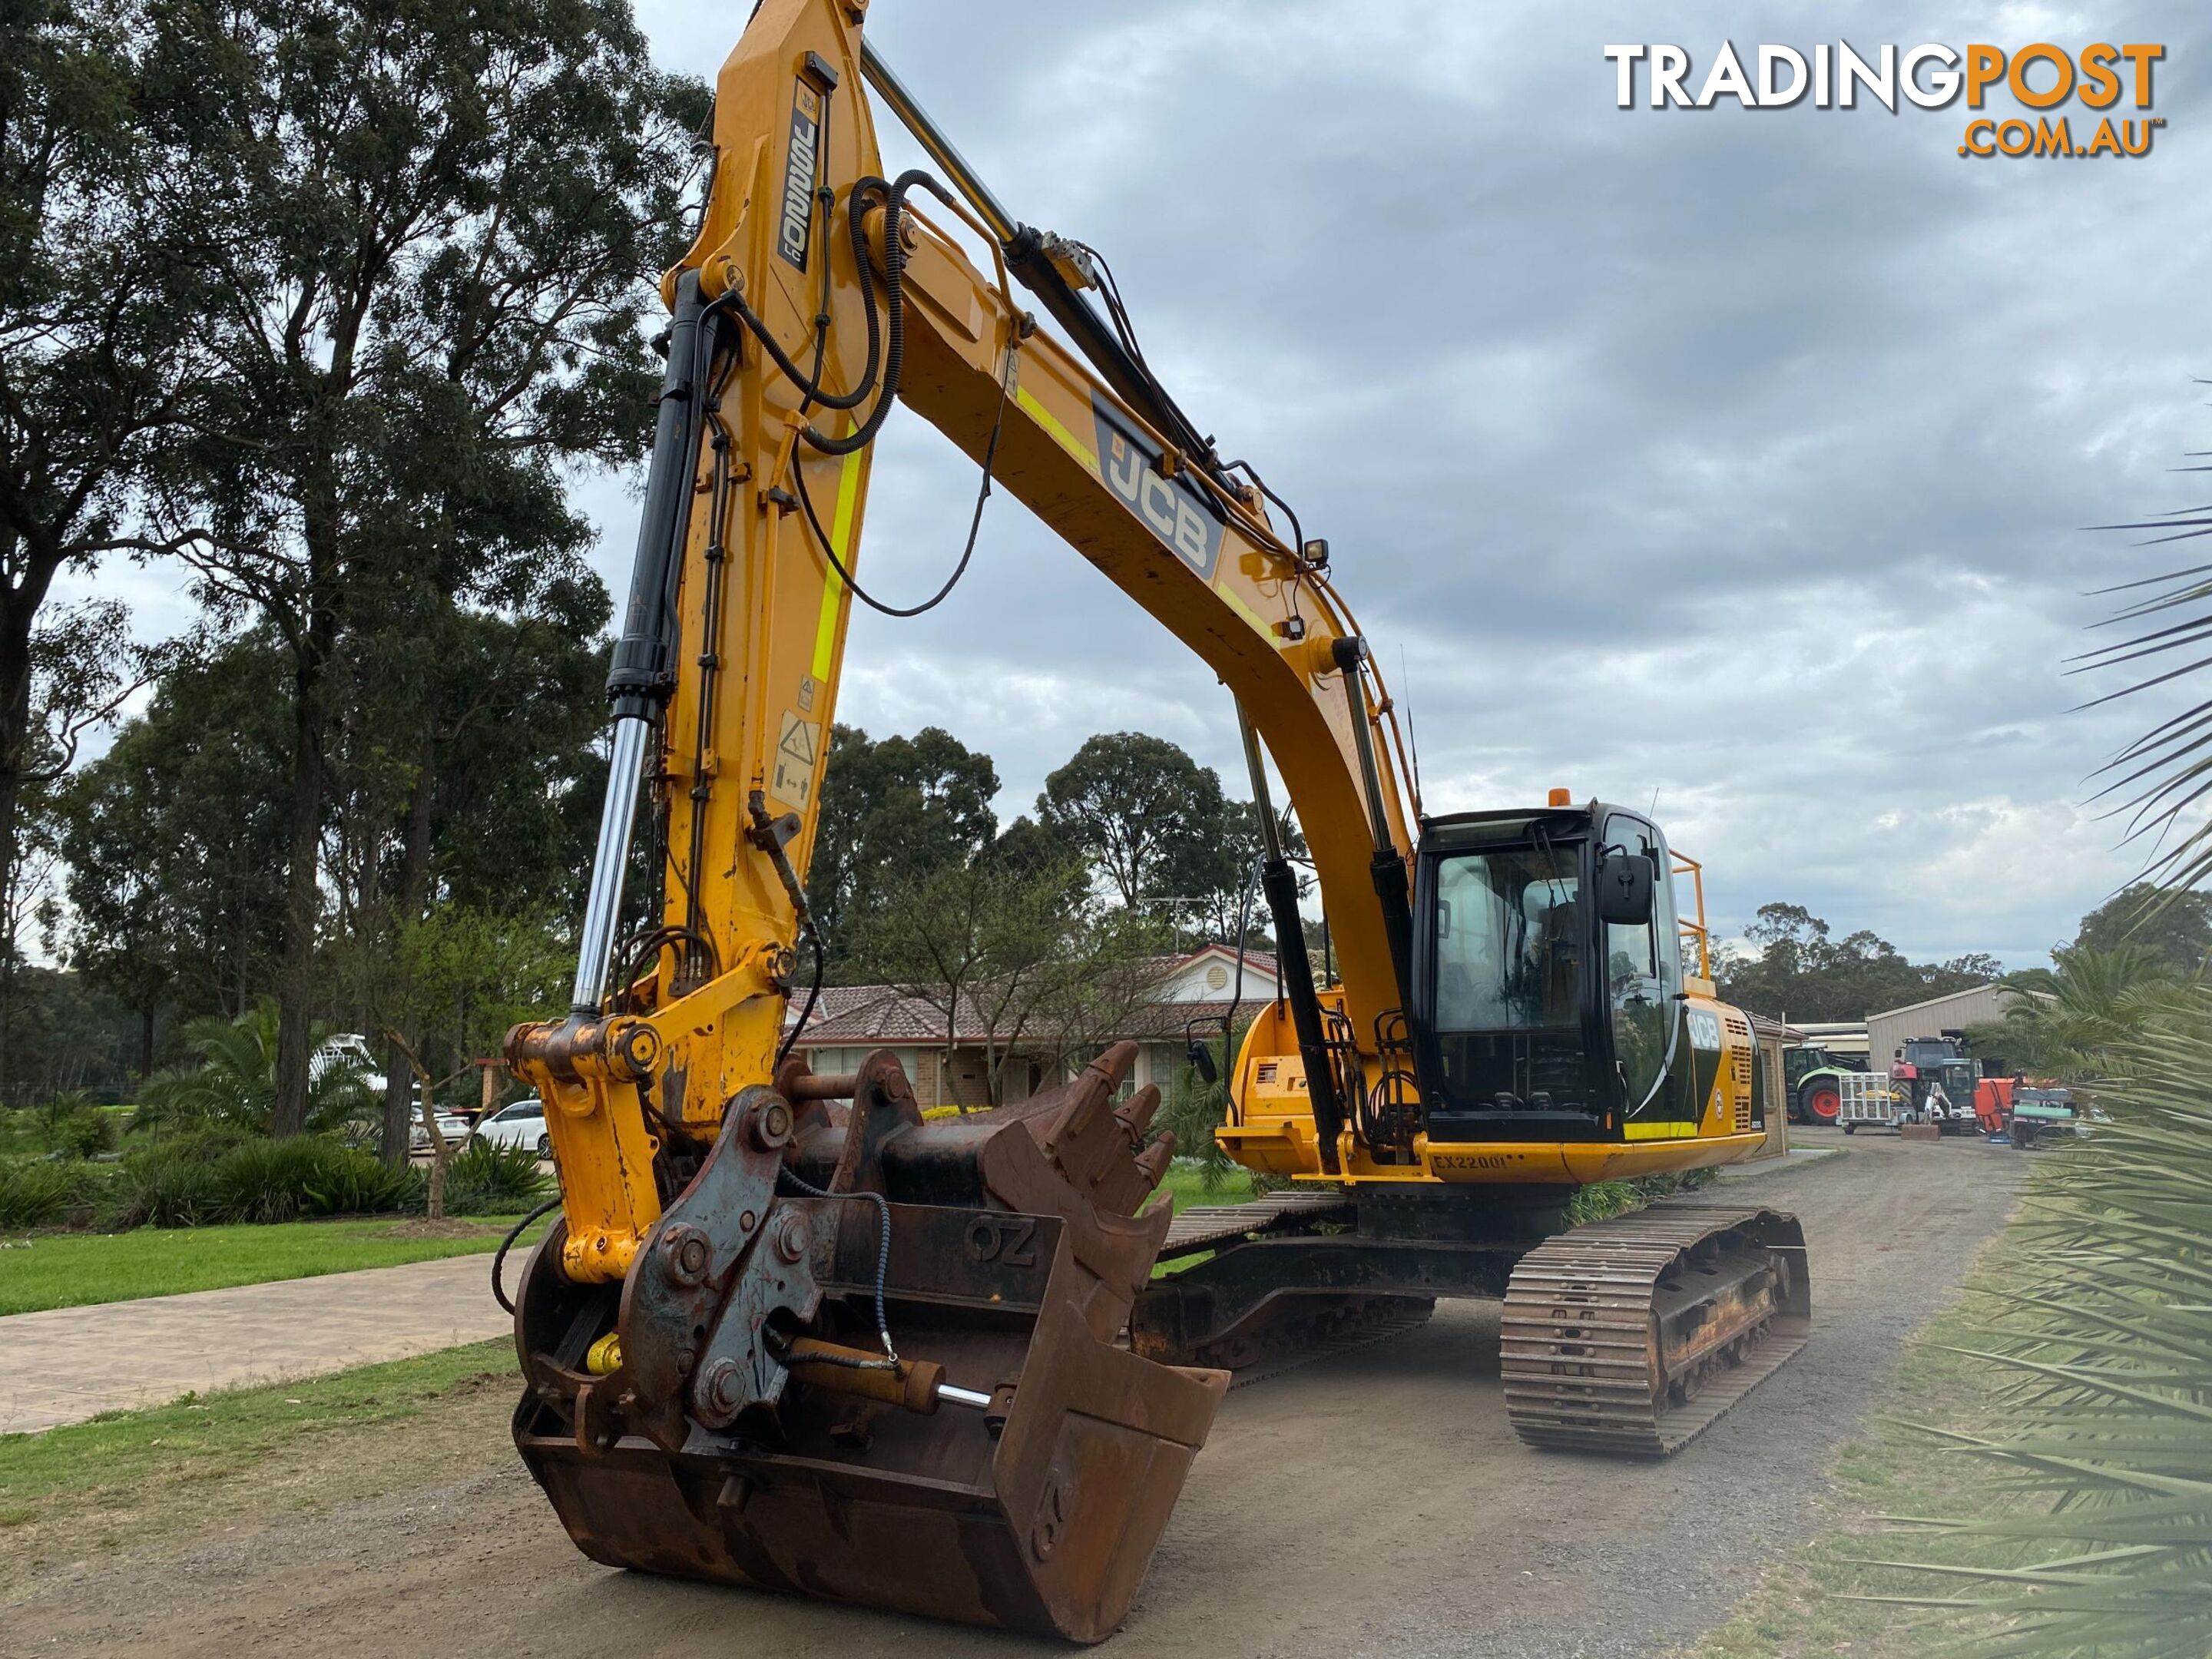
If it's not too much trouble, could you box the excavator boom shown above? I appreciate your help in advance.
[503,0,1811,1639]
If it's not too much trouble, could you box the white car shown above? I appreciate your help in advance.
[408,1111,475,1154]
[472,1099,552,1160]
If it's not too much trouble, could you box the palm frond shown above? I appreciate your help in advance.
[130,999,376,1137]
[2074,465,2212,885]
[1875,991,2212,1654]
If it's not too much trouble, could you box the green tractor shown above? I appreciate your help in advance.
[1783,1045,1869,1127]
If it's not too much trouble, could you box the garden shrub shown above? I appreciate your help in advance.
[135,1123,257,1163]
[113,1136,418,1226]
[19,1124,528,1231]
[114,1146,224,1228]
[209,1137,339,1224]
[1565,1166,1717,1226]
[443,1137,550,1215]
[0,1157,105,1230]
[48,1104,118,1160]
[303,1149,422,1217]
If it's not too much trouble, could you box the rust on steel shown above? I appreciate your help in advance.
[1497,1204,1812,1456]
[510,1041,1226,1644]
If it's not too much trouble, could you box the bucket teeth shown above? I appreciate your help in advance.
[1115,1083,1161,1141]
[1035,1041,1164,1216]
[1048,1042,1134,1147]
[1134,1131,1175,1187]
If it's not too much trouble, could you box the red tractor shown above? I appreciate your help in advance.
[1890,1034,2012,1135]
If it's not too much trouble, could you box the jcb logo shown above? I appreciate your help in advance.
[1091,396,1224,579]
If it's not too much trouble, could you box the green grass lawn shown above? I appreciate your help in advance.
[1155,1162,1257,1212]
[0,1339,520,1595]
[0,1215,548,1316]
[0,1168,1243,1321]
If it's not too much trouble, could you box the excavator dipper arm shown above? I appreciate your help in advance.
[501,1,1417,1638]
[503,1,1811,1635]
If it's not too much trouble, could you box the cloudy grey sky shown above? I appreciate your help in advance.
[80,2,2212,966]
[643,1,2212,967]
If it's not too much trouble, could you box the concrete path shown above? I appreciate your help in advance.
[0,1146,1841,1438]
[0,1252,514,1435]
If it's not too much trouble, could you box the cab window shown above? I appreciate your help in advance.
[1603,814,1668,1109]
[1432,843,1581,1033]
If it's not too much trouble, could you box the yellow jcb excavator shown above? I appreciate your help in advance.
[503,0,1811,1641]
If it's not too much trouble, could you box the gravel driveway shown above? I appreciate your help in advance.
[2,1129,2025,1658]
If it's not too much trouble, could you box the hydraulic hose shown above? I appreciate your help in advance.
[777,1164,898,1364]
[713,170,937,457]
[491,1195,563,1316]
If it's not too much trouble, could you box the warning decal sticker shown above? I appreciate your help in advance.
[770,711,821,809]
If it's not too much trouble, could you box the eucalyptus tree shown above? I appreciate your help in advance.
[143,0,706,1133]
[51,634,292,1066]
[1038,732,1233,912]
[0,0,212,1071]
[327,588,609,1159]
[806,724,1002,974]
[2071,882,2212,973]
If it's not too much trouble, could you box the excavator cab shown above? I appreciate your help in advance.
[1412,803,1690,1145]
[497,0,1810,1639]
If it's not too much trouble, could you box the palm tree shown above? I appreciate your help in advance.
[1862,434,2212,1651]
[1985,943,2187,1084]
[133,1001,376,1139]
[2078,446,2212,889]
[1872,991,2212,1654]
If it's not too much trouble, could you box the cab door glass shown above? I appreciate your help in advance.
[1604,816,1668,1108]
[1432,845,1582,1032]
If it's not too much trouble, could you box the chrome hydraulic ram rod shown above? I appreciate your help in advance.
[570,716,653,1012]
[568,270,711,1013]
[858,38,1017,243]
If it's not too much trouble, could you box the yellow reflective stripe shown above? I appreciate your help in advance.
[1215,577,1273,638]
[1623,1121,1696,1141]
[1017,385,1096,470]
[811,447,865,681]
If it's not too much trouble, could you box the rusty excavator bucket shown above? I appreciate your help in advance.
[510,1041,1226,1643]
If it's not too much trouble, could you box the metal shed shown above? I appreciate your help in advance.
[1867,984,2023,1071]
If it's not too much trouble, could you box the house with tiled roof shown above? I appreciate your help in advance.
[785,942,1284,1110]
